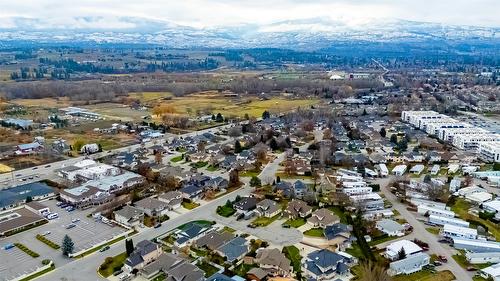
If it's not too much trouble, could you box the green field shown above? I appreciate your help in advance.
[98,252,127,277]
[283,218,306,228]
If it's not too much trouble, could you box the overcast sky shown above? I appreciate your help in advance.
[1,0,499,29]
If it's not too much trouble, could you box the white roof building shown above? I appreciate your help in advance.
[441,224,477,240]
[466,192,493,204]
[385,240,422,260]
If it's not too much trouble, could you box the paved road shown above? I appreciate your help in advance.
[374,177,472,281]
[0,124,234,188]
[37,182,254,281]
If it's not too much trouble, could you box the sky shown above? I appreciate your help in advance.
[0,0,499,30]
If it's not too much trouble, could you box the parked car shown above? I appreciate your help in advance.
[71,218,80,223]
[154,223,162,229]
[3,244,15,250]
[466,266,477,271]
[99,245,110,252]
[42,231,51,236]
[438,255,448,263]
[66,206,75,212]
[66,223,76,229]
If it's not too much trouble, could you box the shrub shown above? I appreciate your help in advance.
[14,243,40,258]
[41,259,51,265]
[36,234,61,249]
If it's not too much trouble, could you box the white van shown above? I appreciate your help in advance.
[47,213,59,220]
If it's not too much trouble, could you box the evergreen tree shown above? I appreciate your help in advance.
[125,239,134,257]
[250,176,262,187]
[397,247,406,260]
[390,134,398,144]
[262,110,270,119]
[379,127,386,138]
[269,138,278,151]
[216,113,224,122]
[234,140,242,153]
[62,235,74,256]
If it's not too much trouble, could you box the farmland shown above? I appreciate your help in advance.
[153,92,320,118]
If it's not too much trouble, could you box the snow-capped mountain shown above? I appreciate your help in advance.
[0,17,498,49]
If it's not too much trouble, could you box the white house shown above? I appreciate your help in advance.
[389,253,430,276]
[385,240,422,261]
[479,263,500,281]
[409,165,425,175]
[376,219,405,237]
[440,224,477,240]
[417,205,455,218]
[466,252,500,264]
[428,215,469,228]
[377,164,389,177]
[392,165,407,176]
[465,192,493,204]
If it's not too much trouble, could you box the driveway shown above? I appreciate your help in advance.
[374,177,472,281]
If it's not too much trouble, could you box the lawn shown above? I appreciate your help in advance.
[190,161,208,168]
[240,170,260,177]
[206,165,219,172]
[283,218,306,228]
[196,261,219,277]
[182,201,200,210]
[303,228,325,238]
[368,234,400,246]
[171,155,184,162]
[392,270,455,281]
[328,206,349,224]
[451,198,500,240]
[222,226,236,233]
[426,227,440,235]
[282,246,302,275]
[252,214,280,227]
[216,205,236,217]
[233,263,257,276]
[98,252,127,278]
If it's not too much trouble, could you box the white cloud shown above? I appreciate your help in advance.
[0,0,498,30]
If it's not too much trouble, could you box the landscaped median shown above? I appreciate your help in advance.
[18,261,55,281]
[36,234,61,249]
[14,243,40,258]
[98,252,128,278]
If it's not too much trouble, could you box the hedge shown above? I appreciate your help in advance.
[36,234,61,249]
[14,243,40,258]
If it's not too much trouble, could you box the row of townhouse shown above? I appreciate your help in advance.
[402,111,500,162]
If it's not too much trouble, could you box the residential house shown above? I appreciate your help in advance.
[440,224,477,240]
[234,197,258,217]
[479,263,500,281]
[158,191,183,210]
[216,237,249,262]
[284,200,312,219]
[275,181,294,198]
[376,219,405,237]
[124,240,163,272]
[179,184,204,201]
[255,199,281,218]
[134,197,170,217]
[385,240,423,261]
[194,230,233,251]
[255,248,292,277]
[293,180,307,198]
[114,205,145,227]
[307,209,340,229]
[302,249,353,281]
[324,223,353,249]
[452,238,500,253]
[174,222,211,248]
[389,253,430,276]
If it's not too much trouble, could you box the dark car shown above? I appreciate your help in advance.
[154,223,162,228]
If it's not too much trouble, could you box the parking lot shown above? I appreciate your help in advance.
[0,199,128,280]
[0,247,45,281]
[39,200,127,253]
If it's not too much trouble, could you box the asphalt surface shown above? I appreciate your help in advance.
[374,176,473,281]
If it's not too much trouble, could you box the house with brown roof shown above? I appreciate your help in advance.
[255,248,292,277]
[158,191,183,210]
[307,208,340,229]
[193,230,233,251]
[284,199,312,219]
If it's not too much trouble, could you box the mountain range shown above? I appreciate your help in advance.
[0,17,499,49]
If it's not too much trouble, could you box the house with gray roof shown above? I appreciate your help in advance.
[302,249,353,280]
[174,222,211,247]
[114,205,144,227]
[194,230,233,251]
[307,208,340,229]
[216,237,249,262]
[158,191,183,210]
[134,197,170,217]
[255,248,291,277]
[124,240,163,272]
[376,219,405,237]
[388,252,430,276]
[255,199,281,218]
